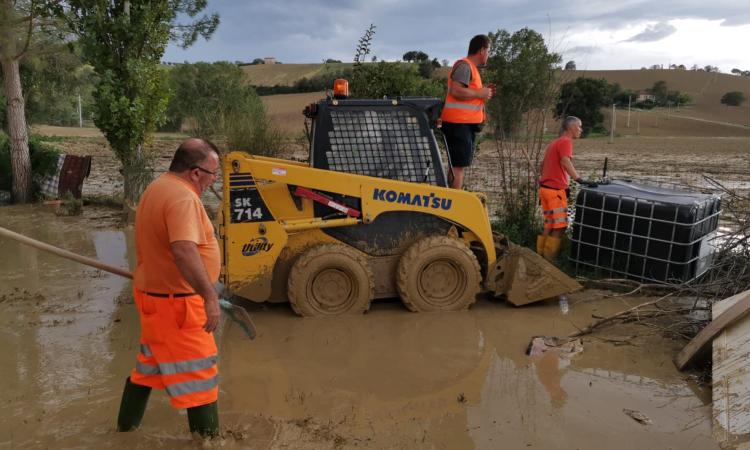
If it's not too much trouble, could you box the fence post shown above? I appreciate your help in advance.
[627,95,631,128]
[636,110,640,135]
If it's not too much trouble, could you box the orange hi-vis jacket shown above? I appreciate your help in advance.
[440,58,485,124]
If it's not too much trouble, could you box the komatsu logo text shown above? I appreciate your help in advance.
[372,189,453,210]
[242,237,274,256]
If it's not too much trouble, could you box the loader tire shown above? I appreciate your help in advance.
[396,236,482,312]
[287,244,374,317]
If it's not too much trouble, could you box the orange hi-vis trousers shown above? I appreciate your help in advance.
[539,187,569,230]
[130,289,218,409]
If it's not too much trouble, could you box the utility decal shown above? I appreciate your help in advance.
[372,188,453,210]
[242,237,274,256]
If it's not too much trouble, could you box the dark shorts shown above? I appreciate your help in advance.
[442,122,480,168]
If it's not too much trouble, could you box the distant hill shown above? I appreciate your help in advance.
[241,63,353,87]
[566,69,750,127]
[251,64,750,136]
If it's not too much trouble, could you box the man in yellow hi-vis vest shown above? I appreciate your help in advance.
[440,34,496,189]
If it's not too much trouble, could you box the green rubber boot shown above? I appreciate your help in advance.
[187,401,220,438]
[116,377,152,431]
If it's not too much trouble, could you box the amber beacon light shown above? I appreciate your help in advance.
[333,79,349,99]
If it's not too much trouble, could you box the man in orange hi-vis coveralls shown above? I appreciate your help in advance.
[117,138,222,438]
[538,116,597,261]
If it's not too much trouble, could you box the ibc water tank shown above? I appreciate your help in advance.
[570,179,721,283]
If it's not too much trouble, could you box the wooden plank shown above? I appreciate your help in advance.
[673,289,750,370]
[712,294,750,444]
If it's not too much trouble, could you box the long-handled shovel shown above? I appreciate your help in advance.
[0,225,256,339]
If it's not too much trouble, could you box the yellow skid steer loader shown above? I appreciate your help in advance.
[220,89,580,316]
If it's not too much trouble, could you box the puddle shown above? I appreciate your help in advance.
[0,205,718,449]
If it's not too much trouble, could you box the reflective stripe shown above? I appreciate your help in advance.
[443,102,483,111]
[140,344,153,358]
[159,355,218,376]
[135,361,160,376]
[166,376,219,397]
[545,217,568,224]
[543,207,568,215]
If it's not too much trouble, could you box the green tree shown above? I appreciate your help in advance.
[402,50,428,63]
[483,27,561,247]
[20,42,96,126]
[612,87,637,106]
[485,27,561,136]
[555,77,612,135]
[564,60,576,70]
[648,80,668,105]
[0,0,53,202]
[61,0,219,202]
[165,61,263,136]
[721,91,746,106]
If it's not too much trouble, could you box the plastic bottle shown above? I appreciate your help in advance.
[559,295,570,315]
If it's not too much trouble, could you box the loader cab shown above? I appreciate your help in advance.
[303,91,448,188]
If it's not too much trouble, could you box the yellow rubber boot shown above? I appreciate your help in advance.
[536,235,546,255]
[543,236,562,262]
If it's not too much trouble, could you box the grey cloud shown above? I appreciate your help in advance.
[163,0,750,63]
[565,46,601,55]
[623,22,677,42]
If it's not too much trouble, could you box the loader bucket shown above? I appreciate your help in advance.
[486,236,582,306]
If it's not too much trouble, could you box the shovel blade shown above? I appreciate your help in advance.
[218,298,257,340]
[487,243,582,306]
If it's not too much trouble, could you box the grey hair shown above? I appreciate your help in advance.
[560,116,581,135]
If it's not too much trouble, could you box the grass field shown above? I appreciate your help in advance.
[261,91,327,134]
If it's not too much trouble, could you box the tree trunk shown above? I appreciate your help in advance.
[1,57,32,203]
[121,143,153,204]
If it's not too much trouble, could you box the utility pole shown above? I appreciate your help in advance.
[78,93,83,128]
[627,95,631,128]
[609,104,616,143]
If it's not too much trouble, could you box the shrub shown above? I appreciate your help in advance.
[223,101,285,157]
[721,91,746,106]
[350,62,443,98]
[0,133,61,195]
[165,62,267,137]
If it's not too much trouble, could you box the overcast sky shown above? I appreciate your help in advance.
[163,0,750,73]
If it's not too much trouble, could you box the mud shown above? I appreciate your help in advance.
[0,205,719,449]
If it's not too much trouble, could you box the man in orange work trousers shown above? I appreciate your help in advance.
[537,116,597,260]
[117,138,222,438]
[440,34,496,189]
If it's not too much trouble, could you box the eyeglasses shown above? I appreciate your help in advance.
[191,165,219,177]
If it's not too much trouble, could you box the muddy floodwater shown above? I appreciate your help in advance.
[0,205,718,449]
